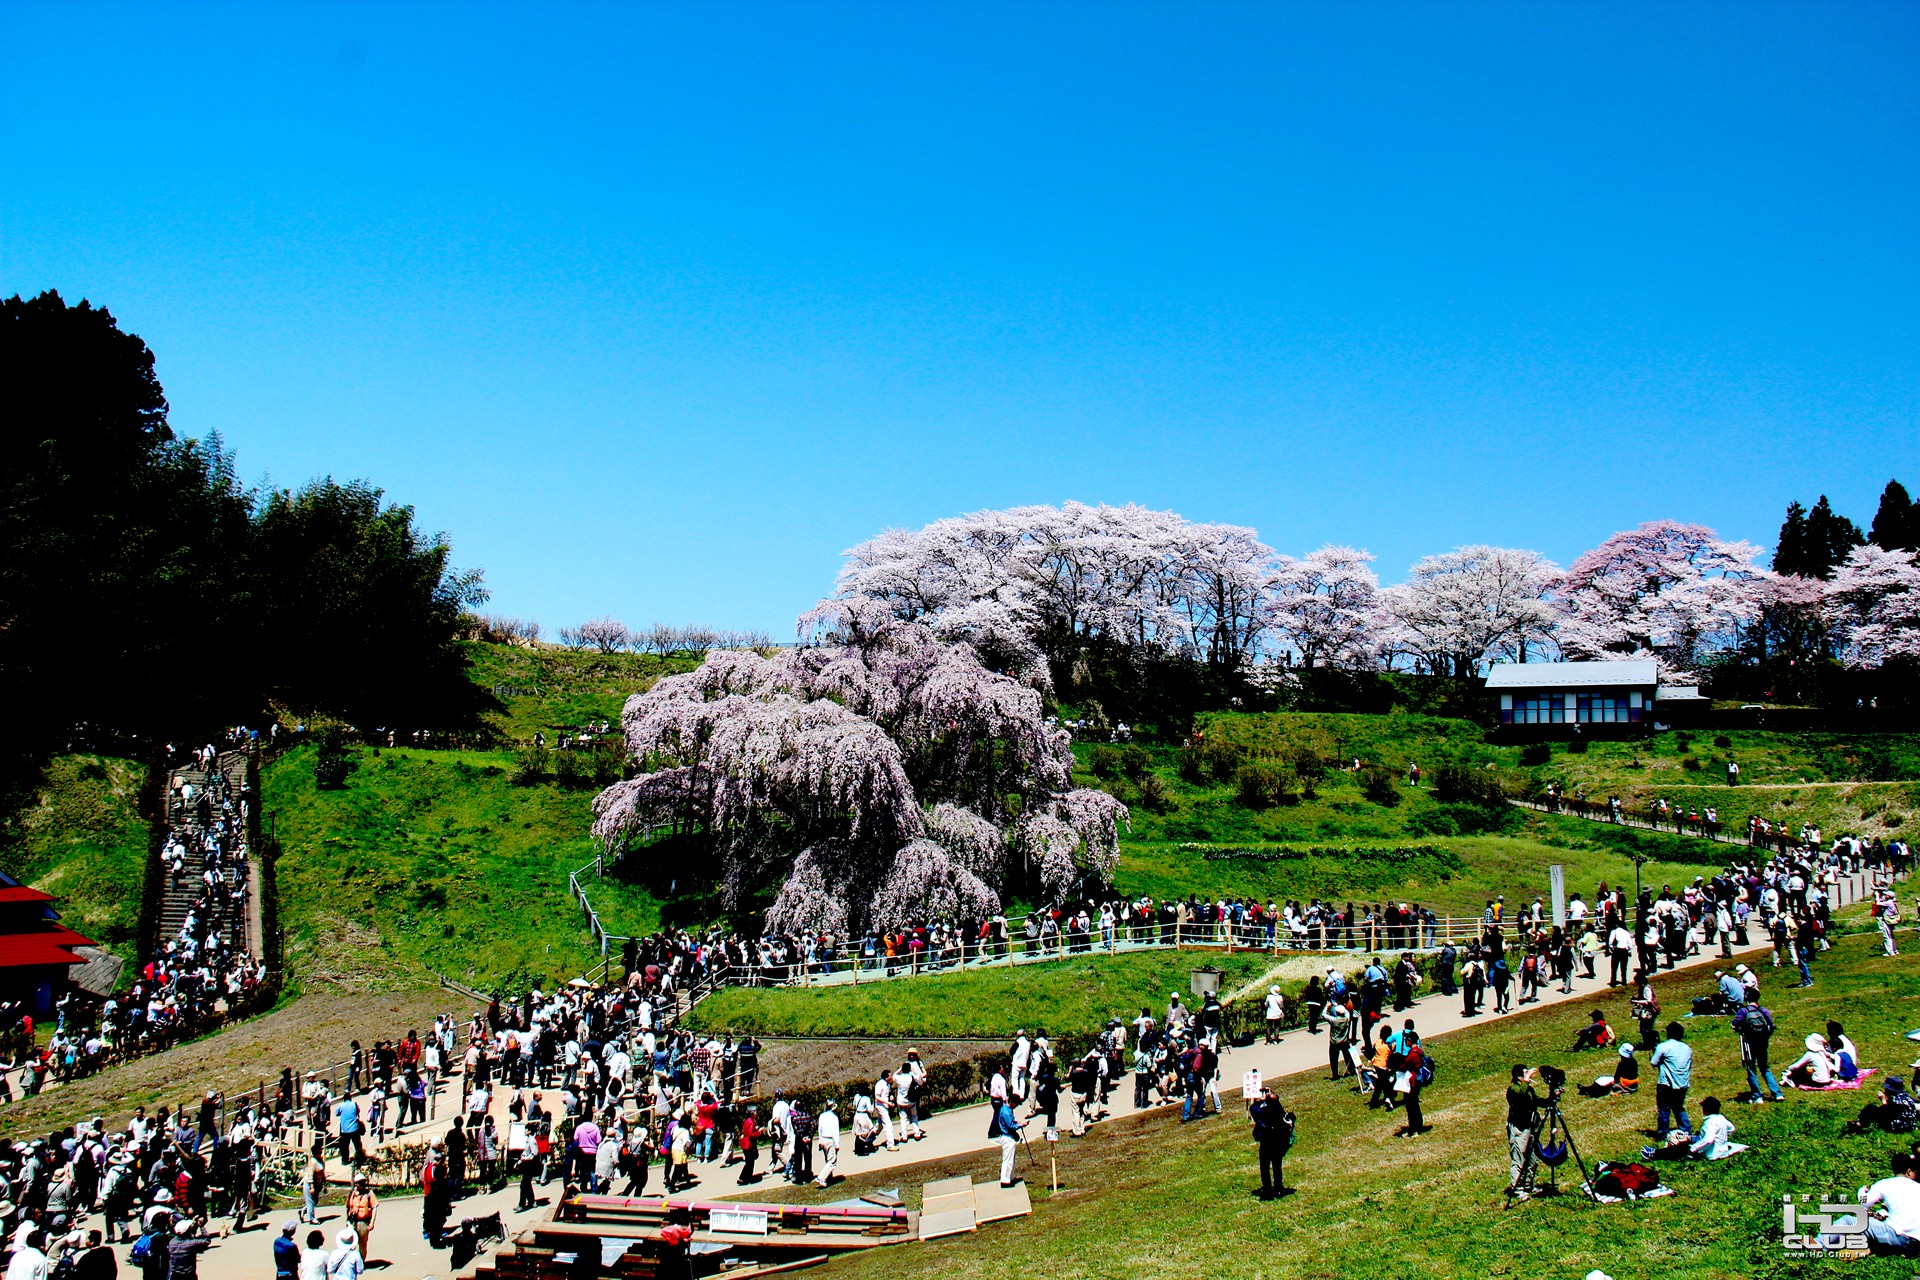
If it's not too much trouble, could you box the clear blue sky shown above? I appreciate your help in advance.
[5,2,1917,636]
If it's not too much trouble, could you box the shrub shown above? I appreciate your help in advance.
[1675,734,1692,753]
[1565,737,1588,754]
[1361,767,1401,807]
[1201,739,1247,783]
[1432,762,1507,808]
[1089,746,1123,779]
[313,719,354,790]
[1119,744,1153,780]
[513,742,551,785]
[1681,756,1703,772]
[1407,809,1460,838]
[591,748,625,787]
[1137,774,1175,813]
[1289,747,1327,783]
[1713,734,1732,749]
[553,750,585,788]
[1518,743,1551,767]
[1235,763,1295,809]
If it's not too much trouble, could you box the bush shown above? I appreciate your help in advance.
[1235,762,1295,809]
[1137,774,1175,813]
[1566,737,1588,754]
[1406,809,1460,838]
[553,750,585,788]
[1201,739,1247,783]
[314,742,351,790]
[1432,762,1508,808]
[1288,747,1326,783]
[591,748,625,787]
[1675,734,1692,753]
[512,742,551,785]
[1682,755,1703,772]
[1518,743,1551,767]
[1119,744,1153,780]
[1713,734,1732,749]
[1361,767,1401,807]
[1089,746,1123,779]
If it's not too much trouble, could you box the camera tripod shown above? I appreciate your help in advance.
[1505,1089,1597,1207]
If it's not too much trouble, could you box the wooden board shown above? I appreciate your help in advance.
[921,1175,973,1200]
[917,1209,978,1241]
[971,1181,1033,1224]
[920,1191,975,1219]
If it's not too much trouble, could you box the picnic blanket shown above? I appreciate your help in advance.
[1789,1068,1877,1092]
[1707,1142,1750,1161]
[1582,1182,1676,1204]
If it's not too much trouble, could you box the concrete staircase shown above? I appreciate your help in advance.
[158,750,253,955]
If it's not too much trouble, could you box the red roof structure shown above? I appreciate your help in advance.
[0,922,96,970]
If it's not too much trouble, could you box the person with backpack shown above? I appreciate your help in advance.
[1733,993,1785,1103]
[1247,1086,1295,1198]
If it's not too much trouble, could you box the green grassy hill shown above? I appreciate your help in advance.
[461,641,699,743]
[0,754,150,950]
[755,926,1920,1280]
[262,743,662,994]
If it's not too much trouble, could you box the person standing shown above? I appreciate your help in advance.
[1650,1022,1694,1136]
[736,1106,760,1186]
[1505,1066,1540,1200]
[1394,1032,1429,1137]
[1247,1087,1294,1199]
[1734,994,1786,1103]
[1263,987,1285,1044]
[988,1095,1023,1188]
[274,1223,300,1280]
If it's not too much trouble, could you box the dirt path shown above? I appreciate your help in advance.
[0,986,458,1137]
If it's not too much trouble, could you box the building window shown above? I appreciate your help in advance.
[1578,695,1629,723]
[1512,697,1564,724]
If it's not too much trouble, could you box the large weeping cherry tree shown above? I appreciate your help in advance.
[591,607,1127,936]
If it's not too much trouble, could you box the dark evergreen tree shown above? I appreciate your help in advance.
[1773,501,1811,576]
[1870,479,1916,552]
[1775,495,1861,580]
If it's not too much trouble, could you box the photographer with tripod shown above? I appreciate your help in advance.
[1505,1065,1541,1200]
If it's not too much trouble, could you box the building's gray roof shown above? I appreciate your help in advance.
[1484,660,1660,689]
[67,946,123,998]
[1655,685,1708,701]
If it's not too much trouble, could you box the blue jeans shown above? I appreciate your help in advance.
[1867,1218,1920,1255]
[1745,1062,1782,1099]
[1655,1083,1690,1136]
[1798,958,1813,985]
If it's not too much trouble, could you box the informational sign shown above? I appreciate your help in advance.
[1242,1069,1262,1098]
[1550,863,1566,929]
[710,1208,770,1236]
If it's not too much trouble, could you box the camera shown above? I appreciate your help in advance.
[1537,1064,1566,1092]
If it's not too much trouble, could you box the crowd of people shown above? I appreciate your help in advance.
[2,739,271,1104]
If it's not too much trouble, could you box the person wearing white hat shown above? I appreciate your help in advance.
[326,1229,364,1280]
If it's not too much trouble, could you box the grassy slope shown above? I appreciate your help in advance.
[0,754,150,949]
[263,744,662,993]
[757,927,1920,1280]
[684,952,1286,1039]
[460,641,698,742]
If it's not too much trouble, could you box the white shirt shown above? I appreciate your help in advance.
[1864,1175,1920,1237]
[817,1110,841,1143]
[1265,993,1284,1020]
[5,1245,47,1280]
[299,1249,329,1280]
[1689,1113,1735,1159]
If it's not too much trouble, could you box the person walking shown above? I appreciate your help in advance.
[1394,1032,1430,1137]
[1248,1086,1294,1199]
[814,1102,840,1188]
[343,1176,377,1262]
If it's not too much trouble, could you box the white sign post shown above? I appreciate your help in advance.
[1550,863,1566,929]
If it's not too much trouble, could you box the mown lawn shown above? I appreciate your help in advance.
[0,753,151,950]
[264,744,662,993]
[753,927,1920,1280]
[684,951,1288,1039]
[1115,830,1729,922]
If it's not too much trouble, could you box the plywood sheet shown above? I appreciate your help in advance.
[921,1176,973,1200]
[971,1181,1033,1224]
[920,1191,975,1218]
[917,1209,977,1241]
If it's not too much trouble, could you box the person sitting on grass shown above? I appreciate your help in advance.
[1786,1034,1836,1089]
[1828,1020,1863,1083]
[1640,1098,1736,1161]
[1845,1077,1920,1136]
[1860,1152,1920,1257]
[1570,1010,1616,1053]
[1583,1042,1640,1097]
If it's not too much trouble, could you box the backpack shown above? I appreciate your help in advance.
[1744,1006,1774,1038]
[1415,1052,1435,1088]
[129,1233,157,1266]
[1594,1161,1661,1198]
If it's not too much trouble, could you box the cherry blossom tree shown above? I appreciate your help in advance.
[593,614,1125,933]
[1380,546,1560,675]
[1264,545,1381,668]
[1824,545,1920,668]
[1553,521,1765,677]
[572,617,632,653]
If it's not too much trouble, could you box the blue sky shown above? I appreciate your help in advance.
[5,2,1917,636]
